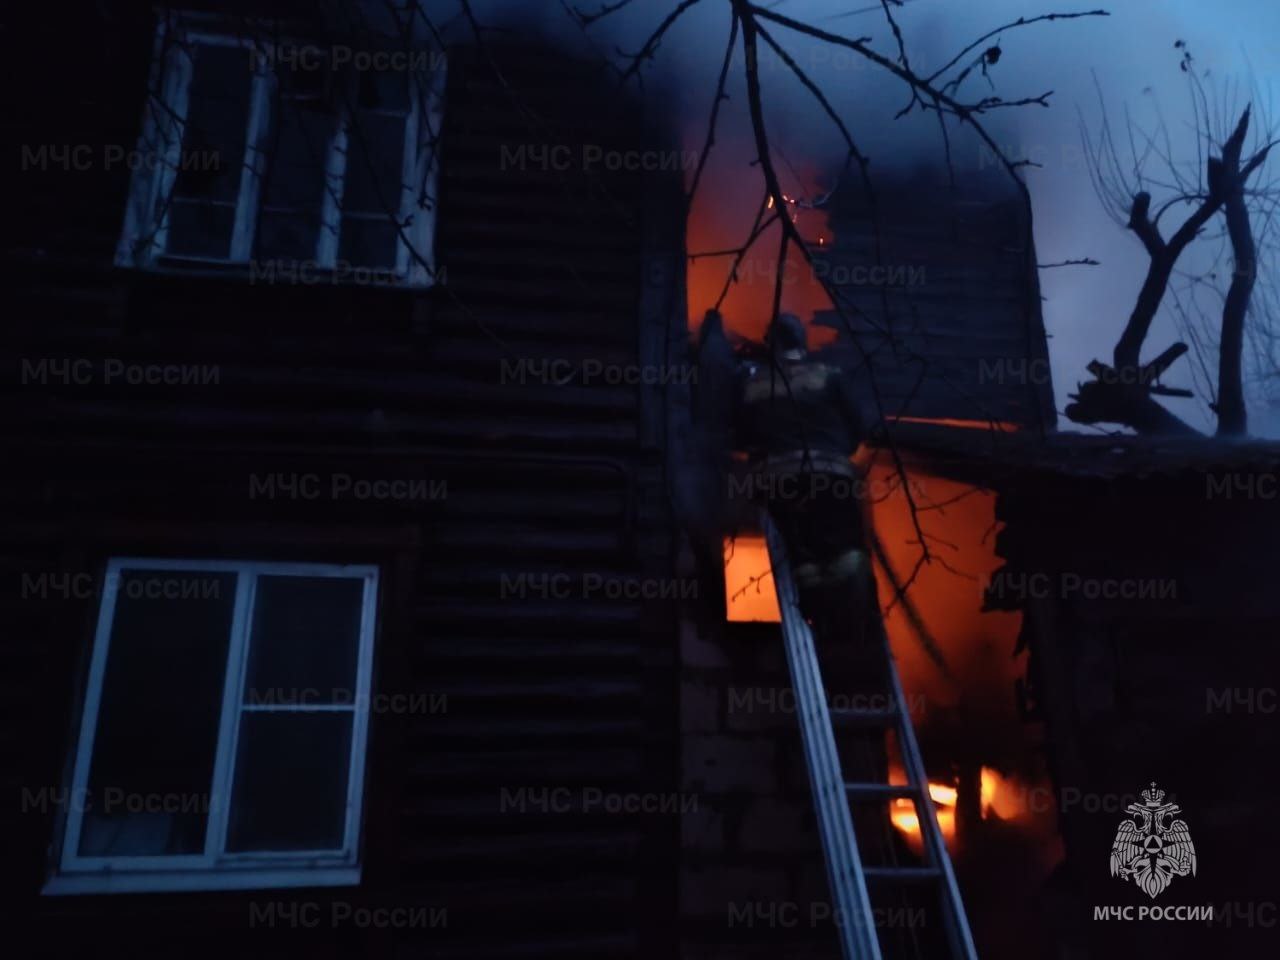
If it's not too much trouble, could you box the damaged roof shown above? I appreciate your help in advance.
[882,421,1280,482]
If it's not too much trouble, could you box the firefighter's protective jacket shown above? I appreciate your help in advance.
[738,354,863,476]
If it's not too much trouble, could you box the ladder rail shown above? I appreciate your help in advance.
[881,620,980,960]
[762,512,882,960]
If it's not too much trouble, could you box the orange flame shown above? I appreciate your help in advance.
[890,780,958,854]
[889,767,1041,854]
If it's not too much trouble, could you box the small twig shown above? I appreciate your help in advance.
[686,11,740,215]
[616,0,706,85]
[1038,257,1101,268]
[926,9,1110,86]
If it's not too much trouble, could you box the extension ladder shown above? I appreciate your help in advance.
[761,511,979,960]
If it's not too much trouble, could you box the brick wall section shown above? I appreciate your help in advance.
[678,606,842,959]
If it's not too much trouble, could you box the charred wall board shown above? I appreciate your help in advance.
[982,461,1280,959]
[811,175,1054,430]
[2,24,682,960]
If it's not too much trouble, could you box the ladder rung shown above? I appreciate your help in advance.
[844,782,919,800]
[830,706,898,728]
[863,866,942,883]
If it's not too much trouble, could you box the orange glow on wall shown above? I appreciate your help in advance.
[861,457,1022,710]
[721,458,1021,709]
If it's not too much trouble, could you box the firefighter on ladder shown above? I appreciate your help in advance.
[737,313,877,667]
[738,312,894,861]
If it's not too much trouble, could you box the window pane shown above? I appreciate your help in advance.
[255,99,332,262]
[79,570,237,857]
[173,45,252,203]
[167,44,253,259]
[225,712,353,852]
[341,112,405,213]
[243,575,365,705]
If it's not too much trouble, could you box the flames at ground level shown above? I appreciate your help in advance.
[890,767,1029,855]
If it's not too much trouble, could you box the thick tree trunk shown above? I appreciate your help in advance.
[1072,108,1267,436]
[1113,194,1182,370]
[1113,188,1226,372]
[1217,177,1254,436]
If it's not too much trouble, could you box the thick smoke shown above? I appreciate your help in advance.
[418,0,1280,434]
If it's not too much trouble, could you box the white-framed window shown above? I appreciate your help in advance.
[44,558,380,895]
[116,11,445,286]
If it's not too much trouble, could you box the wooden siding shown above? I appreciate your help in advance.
[3,20,682,958]
[812,174,1054,430]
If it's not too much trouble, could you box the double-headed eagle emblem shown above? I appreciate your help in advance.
[1109,782,1197,899]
